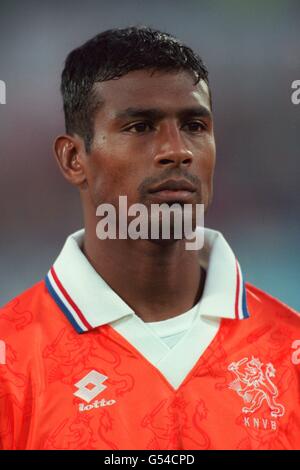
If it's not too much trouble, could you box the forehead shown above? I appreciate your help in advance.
[93,69,211,115]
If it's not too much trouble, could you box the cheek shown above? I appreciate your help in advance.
[196,142,215,206]
[198,143,216,183]
[86,150,138,207]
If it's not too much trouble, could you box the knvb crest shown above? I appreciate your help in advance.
[228,357,285,418]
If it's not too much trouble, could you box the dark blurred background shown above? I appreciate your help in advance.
[0,0,299,310]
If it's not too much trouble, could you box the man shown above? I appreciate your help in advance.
[0,26,299,450]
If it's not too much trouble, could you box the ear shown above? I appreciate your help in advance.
[53,134,87,187]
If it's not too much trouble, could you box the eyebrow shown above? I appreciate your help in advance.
[114,106,212,122]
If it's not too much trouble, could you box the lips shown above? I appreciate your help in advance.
[148,179,197,203]
[148,179,196,193]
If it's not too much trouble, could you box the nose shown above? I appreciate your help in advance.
[153,122,193,168]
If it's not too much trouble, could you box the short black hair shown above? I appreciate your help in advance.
[61,26,210,152]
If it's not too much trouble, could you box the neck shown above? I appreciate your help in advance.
[82,221,205,323]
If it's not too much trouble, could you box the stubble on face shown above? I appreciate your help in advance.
[80,69,215,242]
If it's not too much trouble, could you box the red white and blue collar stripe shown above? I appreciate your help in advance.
[46,266,92,333]
[45,228,250,334]
[235,259,250,320]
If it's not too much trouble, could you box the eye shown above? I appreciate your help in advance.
[182,121,206,132]
[125,122,154,133]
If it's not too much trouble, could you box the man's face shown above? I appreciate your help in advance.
[83,69,216,218]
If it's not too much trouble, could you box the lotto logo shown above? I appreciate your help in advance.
[79,398,116,412]
[74,370,108,403]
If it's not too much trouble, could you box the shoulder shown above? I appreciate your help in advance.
[245,282,299,325]
[0,280,52,340]
[238,282,300,352]
[221,283,300,379]
[0,282,51,448]
[0,280,66,398]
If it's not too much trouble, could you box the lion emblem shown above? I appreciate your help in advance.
[228,357,285,418]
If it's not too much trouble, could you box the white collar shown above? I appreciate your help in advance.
[45,228,250,333]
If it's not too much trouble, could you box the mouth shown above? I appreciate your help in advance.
[147,179,197,203]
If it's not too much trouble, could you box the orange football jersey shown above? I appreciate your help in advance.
[0,229,299,450]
